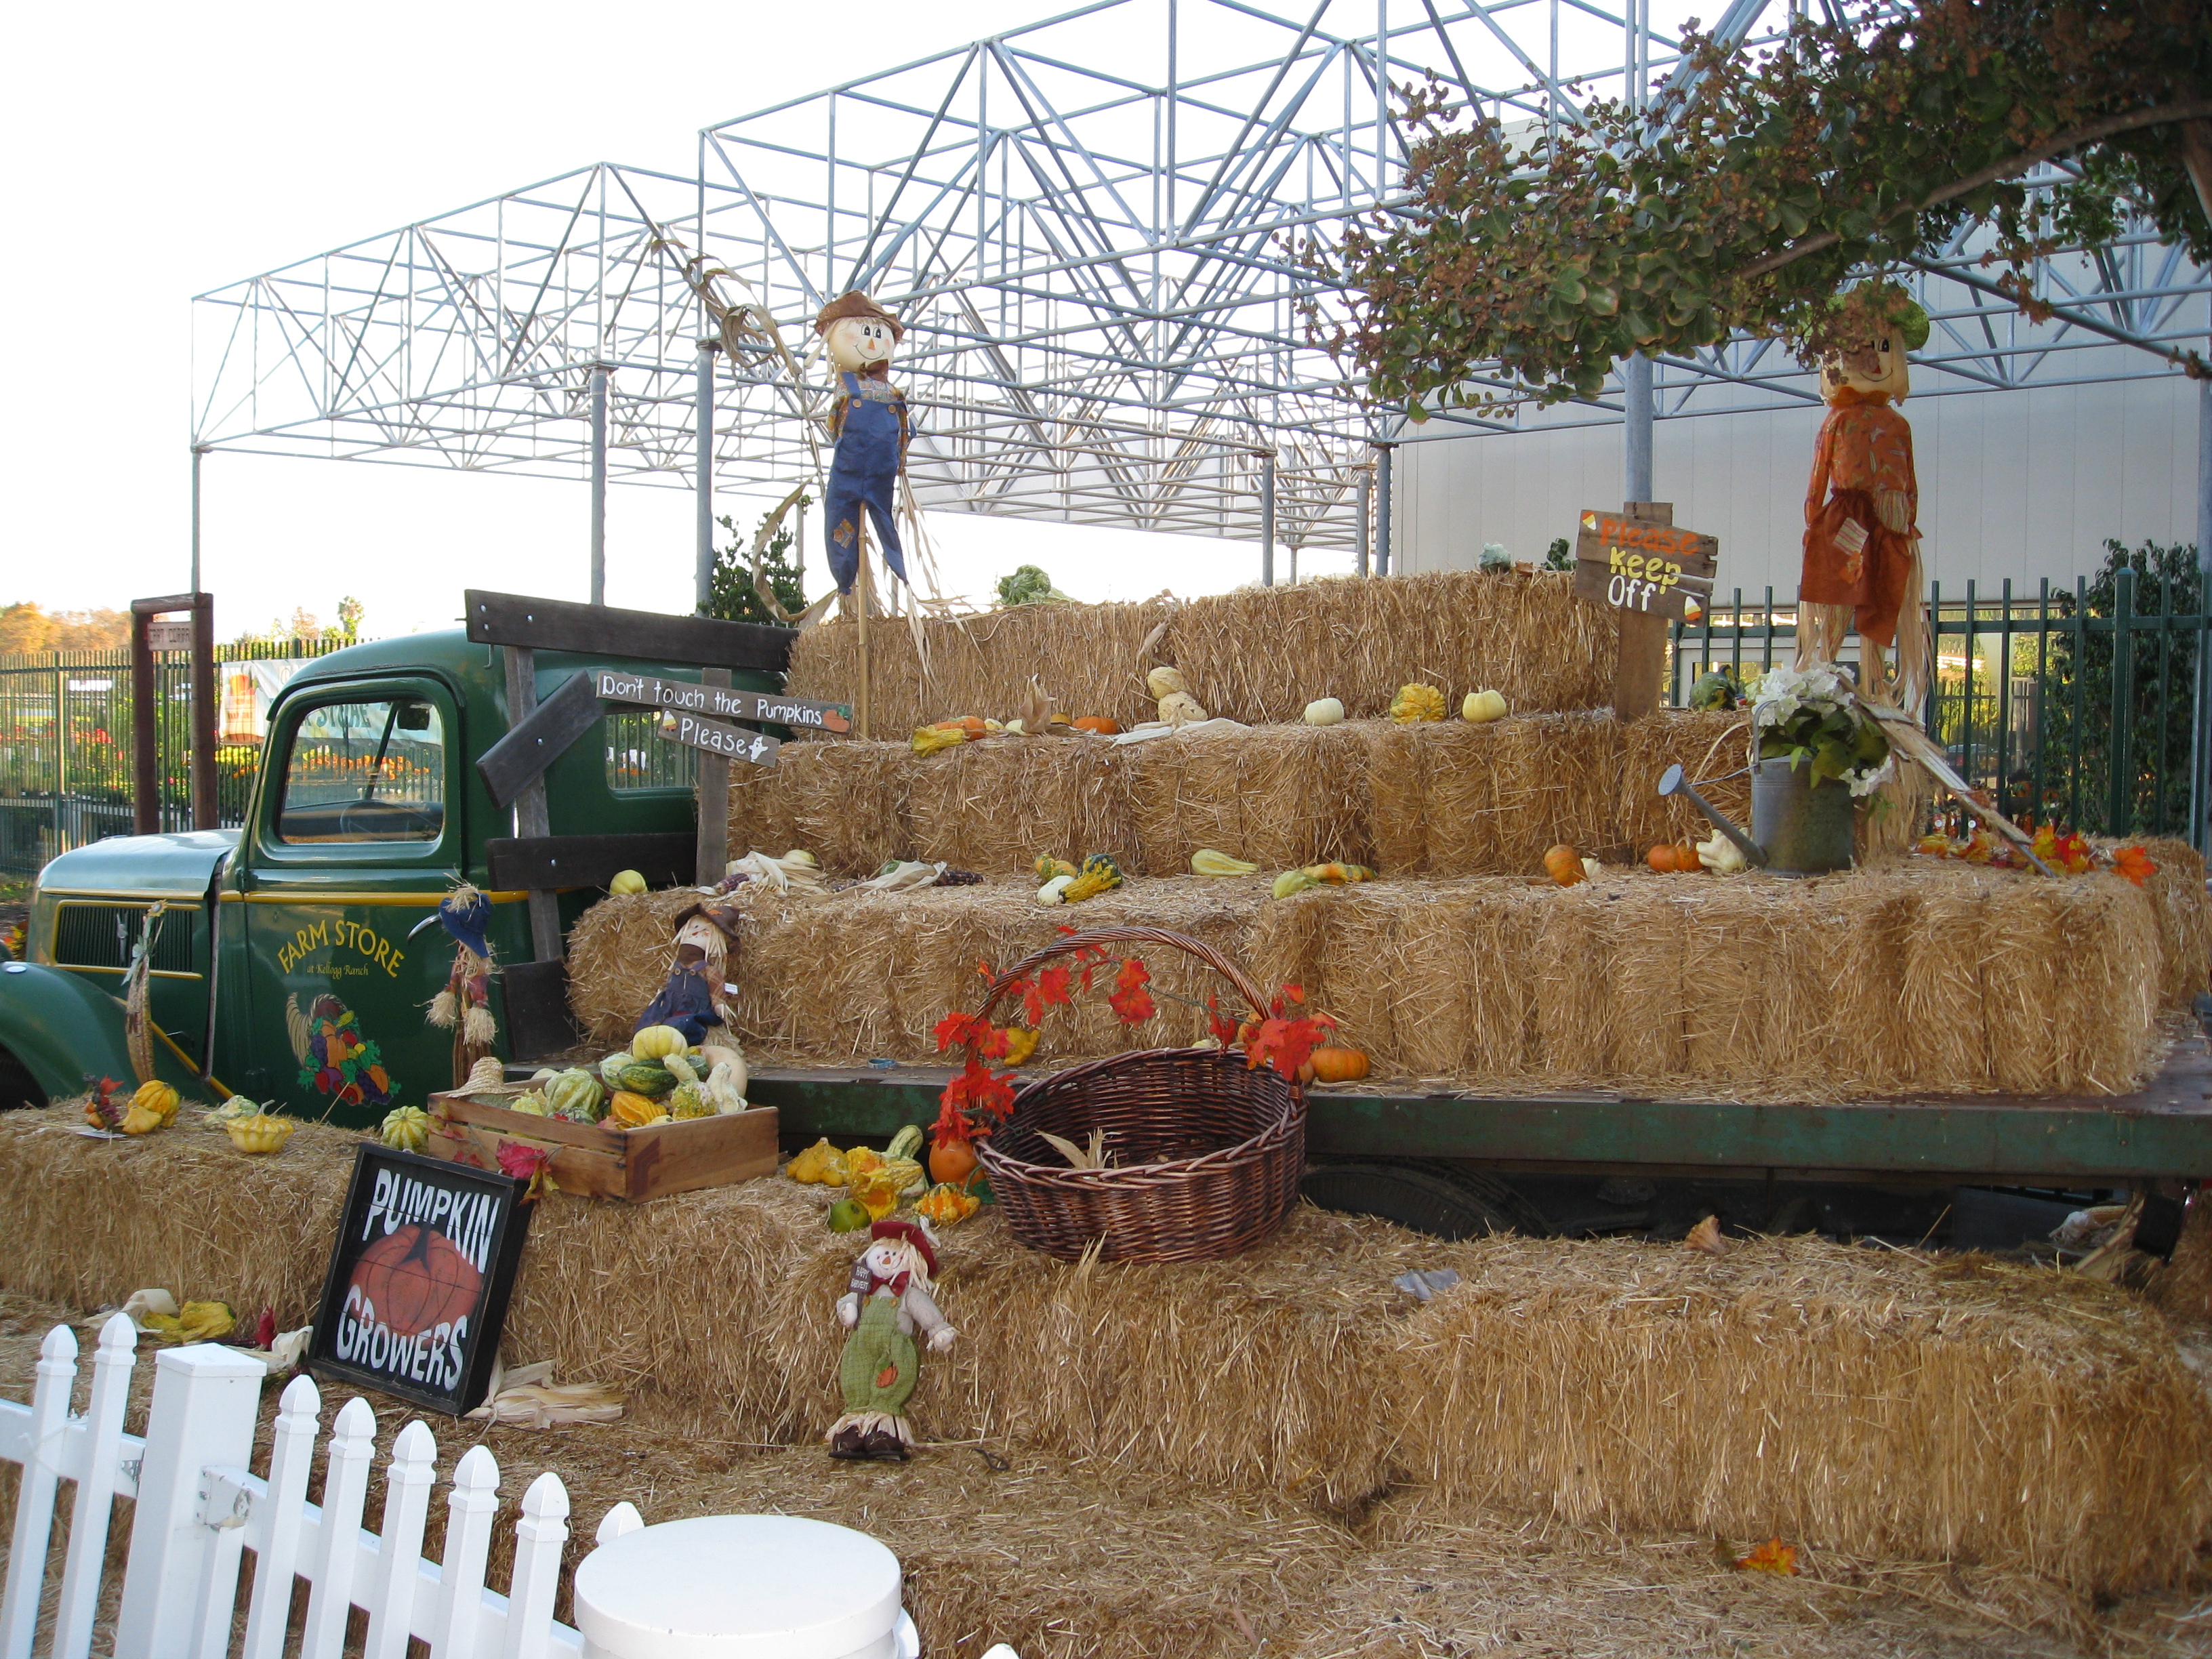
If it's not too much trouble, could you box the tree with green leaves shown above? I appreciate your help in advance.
[702,500,809,626]
[1318,0,2212,417]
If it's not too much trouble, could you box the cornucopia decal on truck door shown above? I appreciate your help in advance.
[287,991,396,1108]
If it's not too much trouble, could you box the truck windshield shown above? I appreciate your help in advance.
[276,699,447,844]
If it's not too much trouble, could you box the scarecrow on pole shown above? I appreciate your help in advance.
[814,291,911,597]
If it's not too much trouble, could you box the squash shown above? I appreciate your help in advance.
[1062,852,1124,903]
[1543,844,1586,886]
[787,1139,849,1185]
[609,1090,663,1128]
[546,1069,605,1122]
[632,1024,688,1061]
[226,1114,296,1154]
[916,1183,982,1226]
[929,1134,980,1188]
[609,869,647,895]
[850,1168,906,1222]
[1647,842,1698,874]
[1308,1047,1370,1084]
[381,1105,431,1149]
[131,1080,182,1125]
[1191,849,1259,876]
[704,1060,749,1113]
[1033,855,1078,882]
[1389,683,1446,723]
[1460,689,1509,724]
[887,1124,926,1162]
[668,1082,714,1119]
[1303,697,1346,726]
[121,1103,165,1136]
[1036,874,1076,907]
[1273,868,1322,899]
[1002,1027,1040,1065]
[615,1062,674,1097]
[1071,716,1120,735]
[912,724,965,756]
[508,1090,552,1118]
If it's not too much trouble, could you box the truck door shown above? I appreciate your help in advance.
[232,678,465,1126]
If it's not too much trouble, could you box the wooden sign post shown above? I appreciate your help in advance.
[1570,503,1718,722]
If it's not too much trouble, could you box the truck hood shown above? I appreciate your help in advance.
[37,830,239,900]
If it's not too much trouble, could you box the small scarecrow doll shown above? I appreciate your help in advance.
[636,901,741,1046]
[829,1218,956,1460]
[1795,291,1932,710]
[815,291,911,596]
[411,882,496,1088]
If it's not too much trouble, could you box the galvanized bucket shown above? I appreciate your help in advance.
[1750,758,1855,876]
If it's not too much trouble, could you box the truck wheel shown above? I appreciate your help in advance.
[0,1043,48,1111]
[1300,1161,1551,1238]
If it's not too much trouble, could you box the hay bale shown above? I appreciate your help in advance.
[1388,1237,2212,1593]
[782,573,1620,735]
[2137,837,2211,1010]
[785,597,1172,738]
[1170,571,1618,723]
[1616,710,1751,854]
[568,861,2182,1096]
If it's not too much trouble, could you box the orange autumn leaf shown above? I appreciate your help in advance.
[1735,1537,1799,1575]
[2111,845,2158,887]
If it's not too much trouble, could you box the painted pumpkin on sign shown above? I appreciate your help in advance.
[347,1223,482,1338]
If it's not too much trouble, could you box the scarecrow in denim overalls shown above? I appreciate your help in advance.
[813,291,911,596]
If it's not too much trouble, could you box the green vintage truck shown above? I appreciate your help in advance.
[3,590,2207,1246]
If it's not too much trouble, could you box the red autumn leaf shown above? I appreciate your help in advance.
[2111,845,2158,886]
[977,1025,1013,1060]
[1245,1015,1330,1080]
[933,1011,994,1054]
[1107,957,1156,1024]
[495,1141,558,1204]
[1205,992,1243,1048]
[1734,1538,1799,1576]
[2053,831,2095,875]
[941,1057,1017,1126]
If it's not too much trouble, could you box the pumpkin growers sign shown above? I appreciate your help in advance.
[308,1146,533,1415]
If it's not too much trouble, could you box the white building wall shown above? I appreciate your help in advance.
[1393,372,2200,601]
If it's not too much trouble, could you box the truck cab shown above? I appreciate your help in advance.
[1,627,781,1126]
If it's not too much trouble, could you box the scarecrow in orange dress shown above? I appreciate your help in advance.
[1795,293,1931,711]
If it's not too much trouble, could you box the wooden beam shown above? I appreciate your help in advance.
[1610,501,1673,722]
[497,958,583,1061]
[499,647,564,964]
[188,596,216,831]
[475,668,604,808]
[695,668,732,887]
[466,590,794,672]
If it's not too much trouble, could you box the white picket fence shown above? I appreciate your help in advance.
[0,1315,591,1659]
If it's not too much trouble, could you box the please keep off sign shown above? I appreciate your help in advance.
[1571,509,1718,622]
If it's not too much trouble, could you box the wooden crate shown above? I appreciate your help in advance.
[426,1085,779,1202]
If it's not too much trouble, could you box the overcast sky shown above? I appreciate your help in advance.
[3,0,1335,638]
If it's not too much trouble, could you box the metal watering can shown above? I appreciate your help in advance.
[1656,760,1856,878]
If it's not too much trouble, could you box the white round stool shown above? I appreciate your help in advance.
[574,1515,921,1659]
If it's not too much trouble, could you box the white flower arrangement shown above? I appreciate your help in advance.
[1748,665,1893,797]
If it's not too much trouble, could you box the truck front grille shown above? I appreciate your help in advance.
[50,903,199,973]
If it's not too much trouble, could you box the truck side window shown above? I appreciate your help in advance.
[276,699,447,844]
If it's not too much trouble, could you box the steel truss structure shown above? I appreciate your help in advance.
[191,0,2209,569]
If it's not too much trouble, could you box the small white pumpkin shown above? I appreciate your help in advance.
[1461,689,1509,724]
[1303,697,1346,726]
[631,1024,689,1061]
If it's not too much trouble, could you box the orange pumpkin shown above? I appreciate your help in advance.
[1307,1047,1370,1084]
[929,1134,980,1189]
[1071,716,1121,735]
[347,1223,482,1338]
[1543,844,1585,886]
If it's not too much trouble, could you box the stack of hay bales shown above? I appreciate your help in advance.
[726,709,1753,878]
[568,841,2207,1100]
[3,1111,2205,1593]
[785,569,1617,733]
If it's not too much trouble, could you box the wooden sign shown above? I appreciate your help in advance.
[659,710,782,767]
[593,669,851,734]
[145,619,194,652]
[464,589,794,672]
[307,1145,533,1416]
[1572,508,1719,622]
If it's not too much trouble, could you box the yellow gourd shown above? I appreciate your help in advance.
[609,1090,663,1128]
[850,1168,905,1222]
[1033,855,1078,882]
[787,1139,849,1185]
[912,724,966,756]
[845,1145,885,1180]
[916,1183,982,1227]
[631,1025,688,1061]
[1191,849,1259,876]
[131,1080,182,1125]
[1389,683,1446,723]
[1002,1027,1040,1065]
[225,1114,296,1154]
[609,869,647,895]
[1460,689,1509,723]
[121,1103,165,1136]
[1062,853,1124,903]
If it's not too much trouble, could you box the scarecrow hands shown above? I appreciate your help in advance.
[927,1325,958,1353]
[836,1292,860,1329]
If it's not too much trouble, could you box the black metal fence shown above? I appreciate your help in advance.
[0,639,353,880]
[1669,566,2208,845]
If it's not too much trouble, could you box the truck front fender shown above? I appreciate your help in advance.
[0,962,188,1108]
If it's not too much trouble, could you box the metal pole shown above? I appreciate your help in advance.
[695,342,716,614]
[189,447,204,594]
[2194,373,2212,852]
[1375,443,1394,575]
[1357,472,1372,577]
[1623,354,1654,502]
[1260,451,1276,587]
[589,365,609,605]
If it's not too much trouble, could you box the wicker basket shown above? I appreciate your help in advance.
[971,926,1304,1263]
